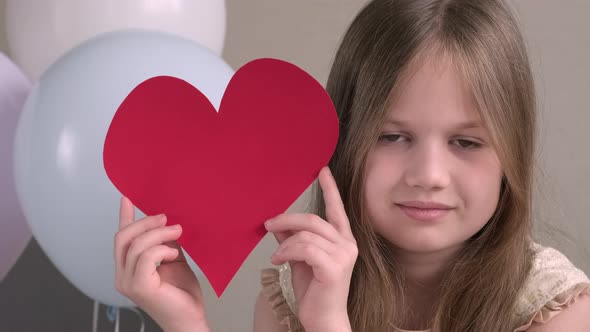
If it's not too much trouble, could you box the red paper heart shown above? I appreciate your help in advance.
[103,58,338,296]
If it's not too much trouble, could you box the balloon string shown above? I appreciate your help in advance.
[114,307,120,332]
[94,303,145,332]
[107,305,118,321]
[129,307,146,332]
[92,301,99,332]
[105,305,145,332]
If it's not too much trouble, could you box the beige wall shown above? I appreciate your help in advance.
[513,0,590,269]
[1,1,588,331]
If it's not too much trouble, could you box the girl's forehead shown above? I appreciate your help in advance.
[385,57,483,127]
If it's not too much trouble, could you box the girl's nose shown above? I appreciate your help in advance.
[403,143,451,191]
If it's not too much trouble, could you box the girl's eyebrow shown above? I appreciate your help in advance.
[384,119,484,130]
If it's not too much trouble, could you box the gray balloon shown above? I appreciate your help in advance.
[13,29,234,307]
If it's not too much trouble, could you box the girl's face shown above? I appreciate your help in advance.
[363,57,503,255]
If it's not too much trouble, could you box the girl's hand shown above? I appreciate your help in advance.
[265,167,358,332]
[114,197,210,332]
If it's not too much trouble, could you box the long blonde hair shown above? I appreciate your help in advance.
[310,0,537,330]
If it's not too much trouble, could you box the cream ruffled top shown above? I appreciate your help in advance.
[260,243,590,332]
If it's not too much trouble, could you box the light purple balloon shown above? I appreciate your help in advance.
[0,52,32,281]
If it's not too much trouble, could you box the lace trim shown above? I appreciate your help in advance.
[260,267,304,332]
[514,282,590,331]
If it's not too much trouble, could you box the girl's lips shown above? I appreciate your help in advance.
[396,204,452,221]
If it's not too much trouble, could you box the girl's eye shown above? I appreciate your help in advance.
[452,139,482,149]
[378,134,407,143]
[379,134,407,143]
[378,135,482,149]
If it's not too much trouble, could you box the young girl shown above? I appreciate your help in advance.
[113,0,590,331]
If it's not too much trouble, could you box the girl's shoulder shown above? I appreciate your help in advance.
[513,242,590,330]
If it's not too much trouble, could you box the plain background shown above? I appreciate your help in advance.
[0,0,589,331]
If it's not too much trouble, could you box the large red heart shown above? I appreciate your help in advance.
[103,58,338,296]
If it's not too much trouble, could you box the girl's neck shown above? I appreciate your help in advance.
[392,243,462,288]
[391,243,464,330]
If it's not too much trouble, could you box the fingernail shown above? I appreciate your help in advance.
[172,224,181,230]
[264,219,272,230]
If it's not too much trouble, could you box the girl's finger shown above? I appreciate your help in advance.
[318,167,354,240]
[270,230,292,245]
[115,196,135,274]
[271,242,334,282]
[118,196,135,230]
[274,231,334,258]
[124,224,183,278]
[133,245,179,286]
[265,213,340,243]
[114,214,167,273]
[162,241,188,263]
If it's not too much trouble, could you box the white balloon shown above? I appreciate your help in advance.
[6,0,226,81]
[13,30,234,307]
